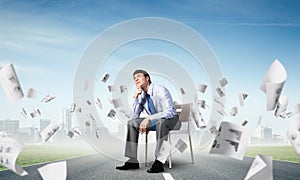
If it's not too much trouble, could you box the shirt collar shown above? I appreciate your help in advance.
[147,83,154,96]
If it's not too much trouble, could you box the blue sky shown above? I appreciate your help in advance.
[0,0,300,137]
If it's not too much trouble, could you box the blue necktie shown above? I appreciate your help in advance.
[146,94,156,130]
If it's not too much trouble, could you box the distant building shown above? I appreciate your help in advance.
[273,134,284,143]
[0,119,19,135]
[61,108,72,130]
[18,127,39,144]
[261,126,272,142]
[254,126,262,140]
[250,125,286,145]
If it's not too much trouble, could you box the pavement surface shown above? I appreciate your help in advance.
[0,151,299,180]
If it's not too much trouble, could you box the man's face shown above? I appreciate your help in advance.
[133,73,148,87]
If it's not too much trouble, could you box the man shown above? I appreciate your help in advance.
[116,69,181,173]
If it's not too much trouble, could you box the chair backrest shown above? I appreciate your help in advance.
[175,103,192,122]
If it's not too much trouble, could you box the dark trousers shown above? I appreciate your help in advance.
[125,116,181,160]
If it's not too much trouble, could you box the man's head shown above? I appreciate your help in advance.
[133,69,151,88]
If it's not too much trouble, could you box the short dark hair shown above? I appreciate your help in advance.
[133,69,151,83]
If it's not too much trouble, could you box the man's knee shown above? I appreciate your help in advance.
[127,118,142,127]
[127,119,136,126]
[156,119,167,128]
[156,118,180,130]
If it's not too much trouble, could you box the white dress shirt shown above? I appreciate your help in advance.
[132,83,177,120]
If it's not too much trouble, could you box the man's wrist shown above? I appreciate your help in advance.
[146,116,151,122]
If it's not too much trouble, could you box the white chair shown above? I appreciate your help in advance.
[145,103,195,168]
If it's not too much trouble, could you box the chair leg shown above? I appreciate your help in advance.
[168,133,172,169]
[145,133,148,167]
[188,134,194,164]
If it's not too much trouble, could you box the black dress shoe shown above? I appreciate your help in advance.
[147,160,164,173]
[116,162,139,170]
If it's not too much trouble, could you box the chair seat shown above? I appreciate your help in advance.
[169,130,189,134]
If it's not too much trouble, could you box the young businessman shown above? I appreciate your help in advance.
[116,69,181,173]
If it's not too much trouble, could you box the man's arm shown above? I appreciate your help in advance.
[131,87,144,119]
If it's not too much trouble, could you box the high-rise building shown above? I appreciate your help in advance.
[61,107,72,130]
[254,126,262,139]
[261,126,272,142]
[0,119,19,135]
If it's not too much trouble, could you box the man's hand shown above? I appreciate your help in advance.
[139,116,150,134]
[133,86,142,99]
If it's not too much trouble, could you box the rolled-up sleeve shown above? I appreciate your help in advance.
[131,95,144,119]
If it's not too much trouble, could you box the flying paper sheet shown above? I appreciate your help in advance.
[287,117,300,157]
[0,63,24,103]
[216,87,225,97]
[242,120,248,126]
[279,111,293,119]
[230,106,238,116]
[180,88,186,95]
[40,121,60,142]
[100,72,110,83]
[157,140,171,163]
[107,109,116,119]
[30,107,41,118]
[20,107,27,119]
[41,94,56,103]
[95,127,109,139]
[67,130,74,139]
[244,154,273,180]
[261,59,287,111]
[27,88,37,99]
[198,83,208,93]
[219,77,228,87]
[85,121,91,127]
[238,93,248,106]
[175,139,188,153]
[213,96,225,108]
[108,85,113,92]
[95,128,101,139]
[209,125,218,135]
[70,103,76,113]
[191,106,206,128]
[72,127,82,136]
[88,113,95,121]
[257,116,262,126]
[38,161,67,180]
[120,85,128,93]
[86,100,92,106]
[117,106,131,119]
[198,100,209,109]
[112,98,132,118]
[274,95,288,118]
[217,109,227,116]
[96,98,102,109]
[0,138,28,176]
[209,121,250,160]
